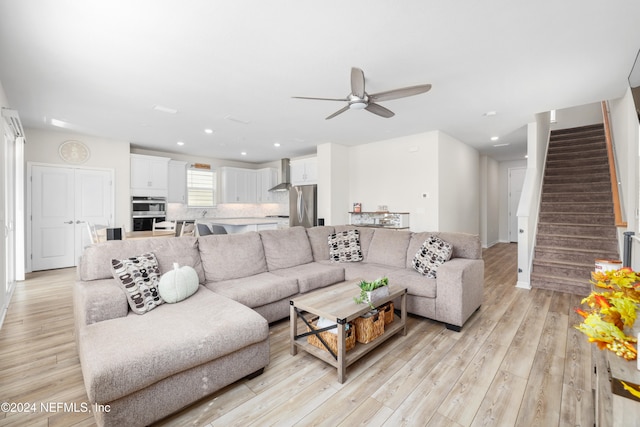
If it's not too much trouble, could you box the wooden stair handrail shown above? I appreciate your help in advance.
[601,101,627,227]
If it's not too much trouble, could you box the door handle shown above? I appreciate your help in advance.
[64,220,74,224]
[76,220,85,224]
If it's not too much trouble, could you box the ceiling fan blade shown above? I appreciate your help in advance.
[292,96,348,102]
[351,67,365,98]
[369,84,432,102]
[325,106,350,120]
[365,103,395,118]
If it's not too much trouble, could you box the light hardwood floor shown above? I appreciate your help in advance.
[0,243,595,426]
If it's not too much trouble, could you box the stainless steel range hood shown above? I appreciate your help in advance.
[269,158,291,192]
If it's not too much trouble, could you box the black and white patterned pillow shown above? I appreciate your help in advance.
[111,252,164,314]
[412,236,453,278]
[328,230,363,262]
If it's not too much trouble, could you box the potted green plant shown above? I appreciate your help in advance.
[354,277,389,309]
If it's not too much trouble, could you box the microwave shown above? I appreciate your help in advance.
[132,196,166,218]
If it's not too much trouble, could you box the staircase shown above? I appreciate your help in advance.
[530,124,619,296]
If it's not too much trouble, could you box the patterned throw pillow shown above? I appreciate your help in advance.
[328,230,363,262]
[112,252,164,314]
[412,235,453,278]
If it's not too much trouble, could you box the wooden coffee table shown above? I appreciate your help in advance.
[289,279,407,383]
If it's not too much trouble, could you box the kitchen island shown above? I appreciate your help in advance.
[203,218,279,234]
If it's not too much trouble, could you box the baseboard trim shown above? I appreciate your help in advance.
[516,280,531,290]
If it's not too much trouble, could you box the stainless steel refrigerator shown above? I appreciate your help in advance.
[289,185,317,228]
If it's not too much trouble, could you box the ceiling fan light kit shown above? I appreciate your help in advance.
[293,67,431,120]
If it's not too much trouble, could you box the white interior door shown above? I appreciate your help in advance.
[74,169,113,252]
[508,167,526,243]
[32,166,75,270]
[31,165,113,271]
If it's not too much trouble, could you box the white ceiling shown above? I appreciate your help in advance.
[1,0,639,163]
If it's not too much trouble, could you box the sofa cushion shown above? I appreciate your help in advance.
[198,232,268,282]
[79,236,205,284]
[306,226,336,261]
[412,235,453,278]
[407,232,481,268]
[387,268,437,298]
[328,230,363,262]
[78,288,269,403]
[434,231,482,259]
[204,272,299,308]
[334,226,376,260]
[111,253,163,314]
[260,227,313,270]
[271,262,345,293]
[366,229,411,268]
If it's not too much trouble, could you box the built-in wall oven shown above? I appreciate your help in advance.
[132,196,166,231]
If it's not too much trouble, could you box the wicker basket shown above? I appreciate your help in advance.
[307,318,356,353]
[354,311,385,344]
[377,302,394,325]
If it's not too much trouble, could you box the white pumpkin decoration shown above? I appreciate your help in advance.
[159,263,199,303]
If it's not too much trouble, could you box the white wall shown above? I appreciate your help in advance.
[343,131,480,233]
[347,131,440,232]
[24,128,131,228]
[609,89,640,268]
[0,80,9,327]
[438,132,480,234]
[317,143,349,226]
[480,155,501,247]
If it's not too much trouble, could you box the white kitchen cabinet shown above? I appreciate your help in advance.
[290,157,317,185]
[256,167,278,203]
[219,167,257,203]
[131,154,170,197]
[167,160,187,203]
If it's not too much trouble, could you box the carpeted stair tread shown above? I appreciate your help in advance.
[546,148,607,161]
[544,163,609,176]
[543,173,610,185]
[541,192,612,203]
[540,202,613,213]
[545,157,610,169]
[548,140,606,152]
[530,272,591,296]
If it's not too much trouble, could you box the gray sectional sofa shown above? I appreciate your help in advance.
[74,225,483,426]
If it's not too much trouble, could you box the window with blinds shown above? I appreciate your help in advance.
[187,168,216,207]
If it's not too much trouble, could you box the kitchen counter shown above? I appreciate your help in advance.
[207,218,279,226]
[202,218,279,234]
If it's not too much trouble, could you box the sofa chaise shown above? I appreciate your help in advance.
[74,225,483,426]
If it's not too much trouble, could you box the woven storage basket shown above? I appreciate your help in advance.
[377,302,394,325]
[307,318,356,353]
[354,311,385,344]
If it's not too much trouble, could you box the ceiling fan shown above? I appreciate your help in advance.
[293,67,431,120]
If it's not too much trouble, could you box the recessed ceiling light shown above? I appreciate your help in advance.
[490,136,499,141]
[177,141,185,146]
[241,151,247,156]
[50,118,70,128]
[204,129,214,134]
[152,105,178,114]
[274,143,281,147]
[483,111,497,117]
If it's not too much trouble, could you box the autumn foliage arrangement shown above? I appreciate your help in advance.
[574,267,640,361]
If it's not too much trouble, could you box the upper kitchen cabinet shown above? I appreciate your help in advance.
[167,160,187,203]
[256,167,278,203]
[290,157,317,185]
[219,167,257,203]
[130,154,170,197]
